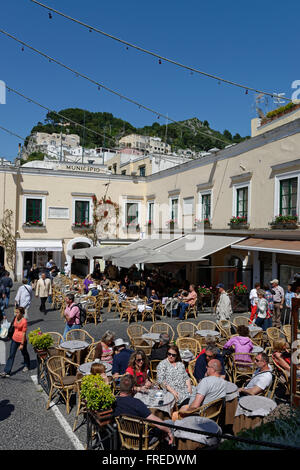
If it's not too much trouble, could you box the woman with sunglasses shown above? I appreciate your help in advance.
[156,345,192,407]
[126,350,152,391]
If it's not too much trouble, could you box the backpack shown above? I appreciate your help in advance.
[71,303,86,326]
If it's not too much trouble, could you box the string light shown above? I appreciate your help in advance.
[30,0,291,103]
[48,12,52,19]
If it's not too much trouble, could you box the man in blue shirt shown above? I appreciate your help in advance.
[194,344,226,382]
[112,338,134,377]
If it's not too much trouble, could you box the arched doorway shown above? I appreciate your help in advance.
[66,237,93,277]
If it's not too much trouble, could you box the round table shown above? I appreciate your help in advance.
[179,349,195,362]
[78,360,112,376]
[174,416,221,450]
[233,395,277,435]
[196,330,220,337]
[248,325,263,338]
[252,345,264,354]
[142,333,160,342]
[224,381,239,426]
[59,340,89,364]
[135,390,176,418]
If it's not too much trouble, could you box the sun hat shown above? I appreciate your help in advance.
[114,338,128,348]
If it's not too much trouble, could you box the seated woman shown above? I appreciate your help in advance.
[272,339,294,375]
[90,362,109,384]
[125,350,152,391]
[156,345,192,408]
[83,274,93,294]
[100,331,115,365]
[223,325,254,363]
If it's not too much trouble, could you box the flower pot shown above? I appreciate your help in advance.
[229,223,249,230]
[92,408,113,427]
[35,349,48,360]
[270,223,298,230]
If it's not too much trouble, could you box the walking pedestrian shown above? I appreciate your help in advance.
[0,307,31,377]
[1,271,13,310]
[283,284,295,325]
[35,272,52,315]
[270,279,284,328]
[249,282,260,325]
[15,279,33,320]
[215,283,232,321]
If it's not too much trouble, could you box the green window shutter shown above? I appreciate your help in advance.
[26,199,42,223]
[75,201,89,224]
[236,187,248,219]
[280,178,297,216]
[202,194,211,220]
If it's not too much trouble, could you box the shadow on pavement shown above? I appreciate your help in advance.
[0,400,15,422]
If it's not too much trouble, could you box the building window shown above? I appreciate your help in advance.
[26,198,42,223]
[148,201,154,223]
[201,194,211,220]
[139,166,146,177]
[121,170,126,175]
[279,177,297,216]
[170,197,179,222]
[75,200,90,224]
[236,187,248,219]
[126,202,139,226]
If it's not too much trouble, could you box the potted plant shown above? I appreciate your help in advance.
[232,282,248,312]
[195,218,211,228]
[269,215,298,230]
[80,374,115,424]
[28,328,53,358]
[25,220,43,227]
[166,219,177,231]
[229,216,249,229]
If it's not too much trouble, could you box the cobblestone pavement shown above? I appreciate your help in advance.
[0,283,249,450]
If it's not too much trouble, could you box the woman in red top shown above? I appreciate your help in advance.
[126,350,151,390]
[1,307,30,377]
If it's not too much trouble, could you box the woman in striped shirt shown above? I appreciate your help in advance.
[100,330,115,364]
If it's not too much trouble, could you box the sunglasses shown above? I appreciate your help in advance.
[136,358,143,362]
[168,353,177,357]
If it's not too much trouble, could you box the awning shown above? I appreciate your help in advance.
[67,248,89,259]
[17,240,63,252]
[112,234,246,266]
[231,238,300,255]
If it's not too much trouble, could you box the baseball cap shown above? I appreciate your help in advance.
[216,283,224,289]
[270,279,279,284]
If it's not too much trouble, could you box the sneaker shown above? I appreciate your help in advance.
[0,372,10,378]
[22,367,29,372]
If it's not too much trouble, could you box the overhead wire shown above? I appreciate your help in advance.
[0,28,232,147]
[30,0,291,102]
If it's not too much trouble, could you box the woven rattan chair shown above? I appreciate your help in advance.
[132,337,154,356]
[150,322,175,342]
[127,324,149,346]
[120,303,137,323]
[84,298,99,325]
[115,415,160,450]
[233,316,249,328]
[216,320,232,339]
[283,325,291,343]
[177,322,197,338]
[185,304,198,320]
[46,356,79,414]
[149,360,161,381]
[197,320,217,331]
[65,329,95,344]
[46,331,64,347]
[73,378,86,431]
[141,304,156,323]
[231,352,256,384]
[266,327,282,349]
[178,397,225,424]
[84,340,103,363]
[187,358,198,387]
[176,337,199,357]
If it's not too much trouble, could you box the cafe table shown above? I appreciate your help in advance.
[135,389,176,419]
[233,395,277,435]
[142,333,160,343]
[196,330,220,338]
[174,416,222,450]
[59,340,90,365]
[78,360,113,376]
[248,325,263,338]
[224,381,239,426]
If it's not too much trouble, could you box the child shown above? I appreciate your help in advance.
[90,362,109,384]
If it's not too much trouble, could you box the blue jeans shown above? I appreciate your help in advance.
[62,323,81,341]
[177,302,189,320]
[255,317,272,331]
[4,339,30,374]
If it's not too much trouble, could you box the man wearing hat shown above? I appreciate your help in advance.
[215,283,232,321]
[270,279,284,328]
[87,283,100,297]
[112,338,134,377]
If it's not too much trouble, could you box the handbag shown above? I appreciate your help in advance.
[7,317,15,339]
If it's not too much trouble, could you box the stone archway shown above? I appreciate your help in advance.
[66,237,93,277]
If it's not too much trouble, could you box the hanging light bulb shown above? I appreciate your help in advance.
[48,12,52,19]
[126,46,129,50]
[98,86,101,91]
[158,59,162,65]
[89,29,92,33]
[21,47,24,52]
[245,89,248,95]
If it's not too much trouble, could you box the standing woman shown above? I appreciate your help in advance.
[0,307,30,377]
[156,345,192,407]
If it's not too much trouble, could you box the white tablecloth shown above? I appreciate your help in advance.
[248,326,263,338]
[135,390,176,416]
[196,330,220,337]
[174,416,221,445]
[60,340,89,352]
[142,333,160,342]
[78,360,112,376]
[235,396,277,417]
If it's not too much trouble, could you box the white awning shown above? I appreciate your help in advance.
[17,240,63,252]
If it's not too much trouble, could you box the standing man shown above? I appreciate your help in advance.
[249,282,260,325]
[270,279,284,329]
[15,278,33,320]
[174,284,197,320]
[215,283,232,321]
[1,271,13,310]
[36,272,52,315]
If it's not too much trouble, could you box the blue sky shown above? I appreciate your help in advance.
[0,0,299,160]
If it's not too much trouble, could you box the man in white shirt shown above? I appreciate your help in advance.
[179,359,226,415]
[239,352,272,396]
[215,283,232,321]
[15,278,33,319]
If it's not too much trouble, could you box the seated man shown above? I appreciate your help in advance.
[112,338,134,377]
[194,344,226,382]
[179,359,226,415]
[238,352,273,396]
[147,289,160,308]
[118,285,128,305]
[174,284,197,320]
[87,283,100,297]
[149,333,170,361]
[114,375,173,444]
[100,274,110,289]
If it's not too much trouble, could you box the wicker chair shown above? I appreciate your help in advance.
[197,320,217,331]
[216,320,232,339]
[142,304,156,323]
[84,298,99,325]
[283,325,291,343]
[233,316,249,328]
[177,322,197,338]
[127,324,149,346]
[120,303,137,323]
[178,397,225,424]
[149,360,161,381]
[187,358,198,387]
[65,329,95,344]
[185,304,198,320]
[46,332,64,347]
[150,323,175,342]
[46,356,79,414]
[115,415,160,450]
[176,337,199,357]
[84,340,103,363]
[231,353,256,384]
[266,327,282,349]
[132,337,154,356]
